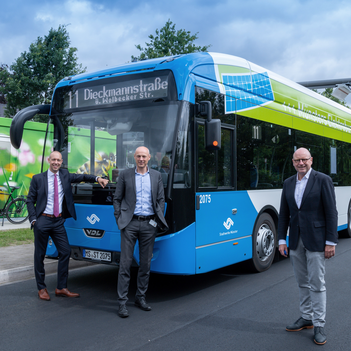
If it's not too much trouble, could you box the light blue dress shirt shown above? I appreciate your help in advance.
[134,168,154,216]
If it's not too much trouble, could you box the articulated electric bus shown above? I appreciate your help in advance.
[10,52,351,274]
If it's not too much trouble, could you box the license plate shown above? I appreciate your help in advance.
[83,249,111,262]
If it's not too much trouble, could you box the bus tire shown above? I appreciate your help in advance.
[250,213,276,273]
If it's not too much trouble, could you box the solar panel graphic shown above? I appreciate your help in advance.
[222,72,274,113]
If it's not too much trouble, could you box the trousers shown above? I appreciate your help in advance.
[34,215,71,290]
[117,218,157,305]
[290,236,326,327]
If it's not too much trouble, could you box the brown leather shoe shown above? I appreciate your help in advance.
[38,288,50,301]
[55,288,80,298]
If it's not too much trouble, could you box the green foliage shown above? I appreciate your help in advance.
[321,88,348,107]
[0,64,9,104]
[0,25,86,119]
[132,19,211,61]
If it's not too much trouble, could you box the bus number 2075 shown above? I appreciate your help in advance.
[199,194,211,204]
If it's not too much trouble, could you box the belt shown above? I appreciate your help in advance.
[41,213,62,218]
[133,215,155,221]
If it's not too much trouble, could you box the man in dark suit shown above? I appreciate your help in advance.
[113,146,168,318]
[278,147,338,346]
[27,151,109,301]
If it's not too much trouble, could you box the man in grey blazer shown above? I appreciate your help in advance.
[278,147,338,346]
[113,146,168,318]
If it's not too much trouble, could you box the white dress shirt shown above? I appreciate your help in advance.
[44,169,64,215]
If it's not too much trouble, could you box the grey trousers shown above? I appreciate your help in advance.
[117,218,157,305]
[290,236,326,327]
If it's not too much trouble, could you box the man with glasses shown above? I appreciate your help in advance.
[278,147,338,346]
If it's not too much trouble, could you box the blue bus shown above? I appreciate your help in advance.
[10,52,351,274]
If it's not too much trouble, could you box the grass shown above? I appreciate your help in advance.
[0,228,34,247]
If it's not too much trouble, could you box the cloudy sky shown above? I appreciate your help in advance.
[1,0,350,85]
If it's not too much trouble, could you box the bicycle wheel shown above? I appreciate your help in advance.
[6,197,29,224]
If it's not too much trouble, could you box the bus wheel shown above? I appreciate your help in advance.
[250,213,276,272]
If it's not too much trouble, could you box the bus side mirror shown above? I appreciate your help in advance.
[196,101,221,152]
[10,104,50,149]
[205,119,221,151]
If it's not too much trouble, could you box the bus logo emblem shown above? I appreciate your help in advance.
[83,228,105,238]
[87,214,100,225]
[223,218,234,230]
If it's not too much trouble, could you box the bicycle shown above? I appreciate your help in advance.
[0,185,29,225]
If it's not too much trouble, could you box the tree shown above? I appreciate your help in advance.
[0,25,86,119]
[132,19,210,61]
[321,88,348,107]
[0,64,9,104]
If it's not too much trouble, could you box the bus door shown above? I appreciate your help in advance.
[195,121,251,272]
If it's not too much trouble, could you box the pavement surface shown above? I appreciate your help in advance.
[2,239,351,350]
[0,218,93,285]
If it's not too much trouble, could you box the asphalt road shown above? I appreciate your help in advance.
[1,238,351,351]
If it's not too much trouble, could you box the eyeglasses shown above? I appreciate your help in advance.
[292,157,311,164]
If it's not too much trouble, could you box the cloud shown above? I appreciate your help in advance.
[21,0,175,72]
[1,0,351,86]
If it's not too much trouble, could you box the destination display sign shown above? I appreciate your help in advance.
[63,75,169,110]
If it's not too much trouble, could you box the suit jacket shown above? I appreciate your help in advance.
[26,168,96,222]
[278,169,338,252]
[113,167,168,231]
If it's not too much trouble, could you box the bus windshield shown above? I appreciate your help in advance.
[48,101,179,202]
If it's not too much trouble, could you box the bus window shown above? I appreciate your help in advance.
[236,116,294,189]
[197,122,234,189]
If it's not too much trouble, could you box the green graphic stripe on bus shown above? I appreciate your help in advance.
[237,100,351,143]
[223,72,274,112]
[271,80,351,129]
[216,68,351,142]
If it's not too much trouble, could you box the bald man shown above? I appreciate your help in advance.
[113,146,168,318]
[27,151,108,301]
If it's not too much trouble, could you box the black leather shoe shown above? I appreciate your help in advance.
[135,297,152,311]
[286,317,313,331]
[314,327,327,345]
[118,304,129,318]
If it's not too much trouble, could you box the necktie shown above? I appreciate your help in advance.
[54,174,59,217]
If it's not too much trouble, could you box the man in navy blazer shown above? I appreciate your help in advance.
[278,147,338,345]
[113,146,168,318]
[27,151,108,301]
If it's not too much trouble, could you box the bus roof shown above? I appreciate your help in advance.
[56,52,350,114]
[55,52,351,142]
